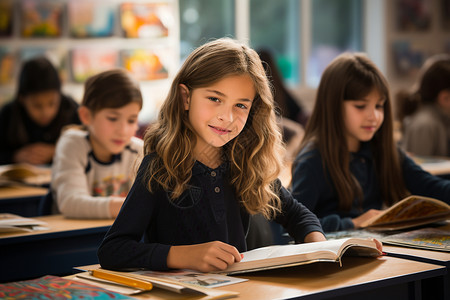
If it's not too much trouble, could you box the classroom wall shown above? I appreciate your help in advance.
[292,0,450,115]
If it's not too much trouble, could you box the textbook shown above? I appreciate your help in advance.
[216,238,382,275]
[0,213,48,233]
[382,227,450,252]
[360,195,450,231]
[0,163,51,186]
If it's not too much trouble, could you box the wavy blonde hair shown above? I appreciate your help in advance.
[144,38,284,218]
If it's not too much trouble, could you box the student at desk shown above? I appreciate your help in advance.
[51,69,143,219]
[98,38,327,274]
[0,56,80,165]
[397,54,450,157]
[291,53,450,233]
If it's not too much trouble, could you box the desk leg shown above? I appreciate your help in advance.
[409,280,422,300]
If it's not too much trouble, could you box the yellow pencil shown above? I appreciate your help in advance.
[90,269,153,291]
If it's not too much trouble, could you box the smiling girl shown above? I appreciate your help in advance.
[97,38,327,273]
[291,53,450,233]
[51,69,143,219]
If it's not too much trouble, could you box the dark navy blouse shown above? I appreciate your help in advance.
[98,153,323,271]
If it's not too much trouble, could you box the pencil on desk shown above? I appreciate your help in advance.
[90,269,153,291]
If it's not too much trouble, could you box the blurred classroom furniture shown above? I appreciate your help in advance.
[412,155,450,178]
[0,214,113,283]
[0,185,48,217]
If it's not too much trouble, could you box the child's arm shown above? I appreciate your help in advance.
[275,181,325,243]
[167,241,242,272]
[52,130,115,218]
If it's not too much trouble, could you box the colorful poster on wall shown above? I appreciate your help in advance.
[20,0,63,37]
[120,2,173,38]
[392,40,429,76]
[68,0,116,38]
[0,0,13,37]
[20,47,68,82]
[121,48,169,81]
[71,48,119,83]
[0,48,15,85]
[395,0,432,31]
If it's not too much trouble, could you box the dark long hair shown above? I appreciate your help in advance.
[7,56,63,147]
[396,54,450,125]
[297,53,408,209]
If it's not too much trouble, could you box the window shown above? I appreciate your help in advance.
[179,0,365,87]
[179,0,235,61]
[308,0,363,86]
[250,0,300,85]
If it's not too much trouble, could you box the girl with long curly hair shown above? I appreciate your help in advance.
[98,38,326,273]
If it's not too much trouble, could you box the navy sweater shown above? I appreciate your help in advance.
[98,153,323,271]
[292,142,450,232]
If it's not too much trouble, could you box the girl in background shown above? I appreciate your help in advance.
[51,69,143,219]
[291,53,450,233]
[0,56,80,165]
[98,38,326,273]
[397,54,450,157]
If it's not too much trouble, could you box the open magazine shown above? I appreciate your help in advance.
[360,195,450,231]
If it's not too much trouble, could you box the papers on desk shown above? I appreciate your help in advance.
[0,213,48,233]
[75,265,243,299]
[0,163,51,186]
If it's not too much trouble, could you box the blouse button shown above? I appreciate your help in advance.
[211,171,216,177]
[214,187,220,193]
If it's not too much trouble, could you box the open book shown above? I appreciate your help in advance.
[0,164,51,186]
[0,213,48,233]
[360,195,450,231]
[216,238,381,275]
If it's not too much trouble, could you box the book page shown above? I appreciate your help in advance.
[240,239,345,262]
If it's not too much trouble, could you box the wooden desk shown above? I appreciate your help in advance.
[384,234,450,300]
[0,214,113,283]
[412,155,450,177]
[0,185,48,217]
[72,256,446,300]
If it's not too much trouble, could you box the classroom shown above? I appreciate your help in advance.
[0,1,449,299]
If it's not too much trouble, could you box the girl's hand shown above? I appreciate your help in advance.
[167,241,242,273]
[352,209,382,229]
[372,238,383,252]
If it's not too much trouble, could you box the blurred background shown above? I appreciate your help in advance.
[0,0,449,124]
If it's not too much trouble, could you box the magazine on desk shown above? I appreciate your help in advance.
[382,227,450,252]
[360,195,450,231]
[215,238,382,275]
[0,163,51,186]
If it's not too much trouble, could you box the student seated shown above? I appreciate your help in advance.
[291,53,450,233]
[0,56,80,165]
[51,69,143,219]
[397,54,450,157]
[97,38,328,273]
